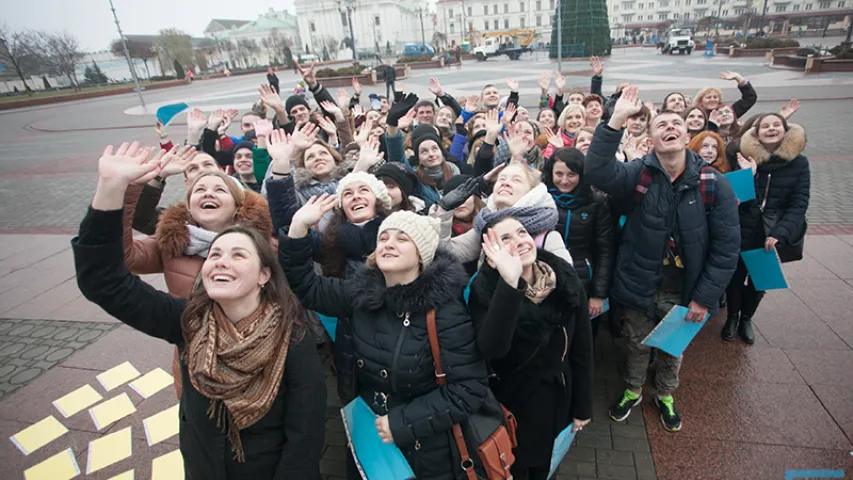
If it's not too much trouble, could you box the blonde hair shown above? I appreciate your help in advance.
[185,171,245,209]
[557,104,587,131]
[502,161,542,188]
[694,87,724,109]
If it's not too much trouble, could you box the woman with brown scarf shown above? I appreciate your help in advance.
[467,216,593,480]
[75,142,326,479]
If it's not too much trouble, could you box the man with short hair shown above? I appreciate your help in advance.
[584,86,739,432]
[415,100,436,125]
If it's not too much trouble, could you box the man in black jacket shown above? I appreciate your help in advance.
[382,60,396,99]
[584,86,739,432]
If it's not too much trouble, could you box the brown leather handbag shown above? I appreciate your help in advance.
[426,310,517,480]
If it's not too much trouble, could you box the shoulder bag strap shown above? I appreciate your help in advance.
[425,310,477,480]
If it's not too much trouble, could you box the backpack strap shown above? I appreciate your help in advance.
[699,166,717,211]
[425,310,477,480]
[633,166,654,204]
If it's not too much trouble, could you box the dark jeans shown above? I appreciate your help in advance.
[386,80,395,100]
[726,257,765,319]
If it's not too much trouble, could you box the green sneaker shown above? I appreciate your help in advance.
[609,389,643,422]
[656,396,682,432]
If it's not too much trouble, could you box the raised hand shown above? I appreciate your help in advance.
[609,85,642,127]
[553,71,566,92]
[780,98,800,119]
[291,122,319,152]
[207,109,226,131]
[155,120,168,140]
[719,71,744,83]
[438,177,480,211]
[186,108,207,143]
[737,153,757,176]
[484,109,502,136]
[482,228,523,287]
[296,60,318,87]
[253,118,274,137]
[336,88,350,108]
[159,144,197,178]
[97,142,160,186]
[428,77,444,97]
[316,115,338,135]
[385,93,419,128]
[545,127,563,149]
[352,77,363,96]
[355,117,375,146]
[464,95,480,112]
[538,72,551,92]
[505,129,527,159]
[397,109,417,130]
[505,77,519,92]
[258,84,285,112]
[290,193,338,237]
[220,108,239,134]
[482,162,507,184]
[589,56,604,76]
[268,128,294,175]
[352,104,365,118]
[622,133,641,161]
[357,136,385,170]
[708,109,722,126]
[320,100,343,120]
[501,103,517,128]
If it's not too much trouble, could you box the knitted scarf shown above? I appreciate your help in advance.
[475,183,559,237]
[185,302,293,462]
[417,162,455,190]
[452,218,473,237]
[184,225,218,258]
[524,260,557,304]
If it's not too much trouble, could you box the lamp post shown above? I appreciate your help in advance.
[339,0,358,62]
[109,0,145,108]
[715,0,723,36]
[417,7,427,46]
[759,0,769,35]
[557,0,562,71]
[461,0,467,46]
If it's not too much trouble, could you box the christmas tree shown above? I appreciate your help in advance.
[550,0,612,58]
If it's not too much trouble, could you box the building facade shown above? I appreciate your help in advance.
[204,9,303,69]
[294,0,438,59]
[436,0,557,48]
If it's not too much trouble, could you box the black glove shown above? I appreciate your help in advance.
[386,93,419,127]
[438,177,480,212]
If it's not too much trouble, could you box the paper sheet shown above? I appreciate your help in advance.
[89,392,137,430]
[87,426,132,474]
[151,449,184,480]
[10,415,68,455]
[143,404,179,446]
[641,305,709,358]
[128,368,173,399]
[96,361,141,391]
[548,424,579,479]
[23,447,80,480]
[741,248,789,291]
[723,169,756,203]
[107,470,135,480]
[53,384,103,418]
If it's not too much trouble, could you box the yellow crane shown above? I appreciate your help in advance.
[469,29,537,60]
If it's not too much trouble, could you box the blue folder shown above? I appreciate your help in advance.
[548,424,579,479]
[341,397,415,480]
[591,298,610,319]
[316,313,338,342]
[723,169,756,203]
[741,248,789,291]
[641,305,709,357]
[156,102,188,126]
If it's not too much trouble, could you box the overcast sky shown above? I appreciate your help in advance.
[2,0,295,52]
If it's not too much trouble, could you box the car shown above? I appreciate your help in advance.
[661,28,695,55]
[357,49,381,60]
[401,43,435,57]
[297,53,319,63]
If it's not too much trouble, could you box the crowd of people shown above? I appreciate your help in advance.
[73,56,810,480]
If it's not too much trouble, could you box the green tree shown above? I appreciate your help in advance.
[157,28,193,73]
[550,0,611,57]
[84,60,108,84]
[110,39,156,78]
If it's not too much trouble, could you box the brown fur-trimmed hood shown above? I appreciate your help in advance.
[155,190,273,259]
[292,160,355,191]
[739,123,806,165]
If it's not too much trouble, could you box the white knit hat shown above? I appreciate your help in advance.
[377,211,442,267]
[336,172,393,211]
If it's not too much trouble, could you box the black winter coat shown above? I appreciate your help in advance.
[584,124,741,315]
[73,208,327,480]
[736,124,810,250]
[552,189,616,299]
[467,250,593,468]
[279,235,489,480]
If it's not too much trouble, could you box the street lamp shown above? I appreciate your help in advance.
[338,0,358,62]
[759,0,769,35]
[417,7,427,46]
[109,0,145,108]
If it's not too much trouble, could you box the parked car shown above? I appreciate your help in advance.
[401,43,435,56]
[357,49,382,60]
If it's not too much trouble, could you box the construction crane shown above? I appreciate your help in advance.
[469,28,537,60]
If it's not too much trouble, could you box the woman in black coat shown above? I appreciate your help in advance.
[280,202,489,480]
[543,148,615,336]
[468,216,594,480]
[723,114,810,344]
[73,143,326,479]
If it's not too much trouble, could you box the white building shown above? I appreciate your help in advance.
[436,0,557,48]
[294,0,438,59]
[205,9,303,69]
[607,0,852,39]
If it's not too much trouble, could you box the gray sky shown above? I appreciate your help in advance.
[2,0,295,52]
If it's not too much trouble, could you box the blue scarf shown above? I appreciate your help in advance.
[549,188,580,210]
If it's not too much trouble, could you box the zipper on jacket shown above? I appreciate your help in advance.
[760,172,772,211]
[391,312,410,393]
[585,259,593,281]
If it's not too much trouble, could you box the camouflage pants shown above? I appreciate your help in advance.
[622,291,683,393]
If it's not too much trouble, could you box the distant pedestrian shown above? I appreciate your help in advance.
[186,69,194,83]
[822,24,829,37]
[383,59,397,99]
[267,66,280,94]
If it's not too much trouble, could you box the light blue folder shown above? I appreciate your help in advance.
[341,397,415,480]
[155,102,188,126]
[723,169,756,203]
[548,424,579,479]
[316,313,338,341]
[741,248,789,291]
[641,305,709,357]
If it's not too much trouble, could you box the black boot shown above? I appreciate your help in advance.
[738,316,755,345]
[721,312,739,341]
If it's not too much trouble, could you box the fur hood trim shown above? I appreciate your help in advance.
[348,250,468,313]
[486,182,556,211]
[155,190,273,259]
[292,160,355,191]
[739,124,806,165]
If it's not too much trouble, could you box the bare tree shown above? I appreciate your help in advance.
[110,38,156,78]
[35,31,83,89]
[156,28,194,73]
[0,25,43,92]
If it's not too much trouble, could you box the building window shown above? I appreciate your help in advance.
[625,2,635,8]
[648,2,654,7]
[310,22,316,32]
[537,0,542,9]
[450,23,455,32]
[805,3,812,9]
[684,11,690,17]
[520,2,525,10]
[638,3,644,7]
[550,0,555,8]
[685,0,691,4]
[614,4,619,10]
[623,14,634,21]
[504,3,509,12]
[520,16,526,26]
[468,6,473,15]
[734,7,744,13]
[494,19,499,28]
[837,0,845,6]
[494,4,499,14]
[658,12,667,18]
[448,9,453,17]
[674,12,680,17]
[374,15,380,25]
[792,4,800,9]
[341,12,348,26]
[484,19,489,30]
[505,18,510,28]
[675,0,680,5]
[775,4,787,11]
[819,1,829,6]
[660,0,669,6]
[537,14,543,25]
[637,14,643,20]
[483,5,488,14]
[722,9,728,15]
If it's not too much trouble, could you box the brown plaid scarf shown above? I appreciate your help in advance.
[185,301,293,462]
[524,260,557,304]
